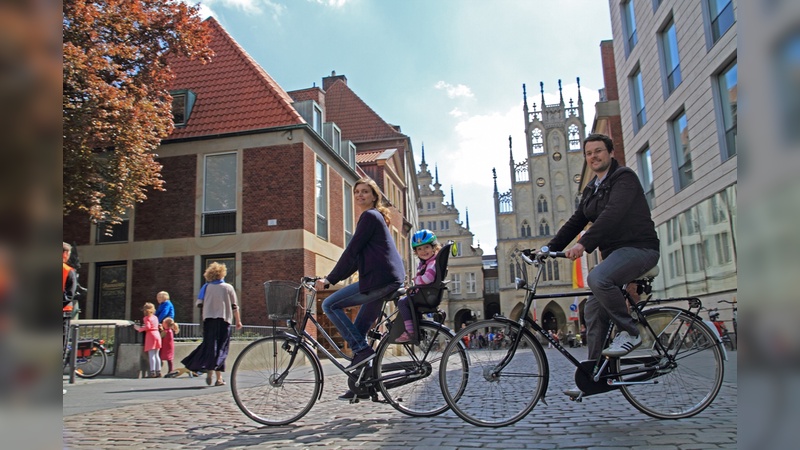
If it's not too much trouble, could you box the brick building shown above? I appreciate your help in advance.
[62,18,399,331]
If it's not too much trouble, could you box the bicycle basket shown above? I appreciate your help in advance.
[263,280,302,320]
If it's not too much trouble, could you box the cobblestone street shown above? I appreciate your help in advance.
[63,346,737,449]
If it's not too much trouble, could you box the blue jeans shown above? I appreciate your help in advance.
[584,247,660,361]
[321,281,402,354]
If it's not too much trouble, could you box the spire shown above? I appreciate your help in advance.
[540,81,545,108]
[523,83,529,112]
[466,208,470,230]
[435,164,439,185]
[493,168,498,194]
[558,79,564,105]
[577,76,583,105]
[450,185,455,207]
[421,143,426,164]
[509,135,514,163]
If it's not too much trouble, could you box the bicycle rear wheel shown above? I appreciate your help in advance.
[615,308,724,419]
[231,336,321,426]
[75,344,106,378]
[375,321,463,417]
[439,319,548,427]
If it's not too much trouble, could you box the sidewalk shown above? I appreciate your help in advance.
[63,346,738,449]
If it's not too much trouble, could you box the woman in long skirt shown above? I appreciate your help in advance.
[181,262,242,386]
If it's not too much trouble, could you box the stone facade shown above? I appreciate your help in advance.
[416,148,484,331]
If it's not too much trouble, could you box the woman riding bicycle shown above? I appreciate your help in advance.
[315,177,405,400]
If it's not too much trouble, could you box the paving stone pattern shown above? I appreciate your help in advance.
[63,346,737,449]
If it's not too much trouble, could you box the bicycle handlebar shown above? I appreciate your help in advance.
[520,248,567,265]
[301,276,323,289]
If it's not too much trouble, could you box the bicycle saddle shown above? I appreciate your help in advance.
[636,265,659,280]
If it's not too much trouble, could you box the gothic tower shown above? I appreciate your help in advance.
[493,79,587,333]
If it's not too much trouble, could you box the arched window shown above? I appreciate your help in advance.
[537,195,548,213]
[539,219,550,236]
[542,260,560,281]
[520,220,531,237]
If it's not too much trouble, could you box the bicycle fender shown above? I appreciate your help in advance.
[702,319,728,361]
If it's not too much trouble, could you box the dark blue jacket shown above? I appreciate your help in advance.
[326,208,405,293]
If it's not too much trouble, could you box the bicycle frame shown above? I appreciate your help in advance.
[495,252,711,386]
[268,280,447,394]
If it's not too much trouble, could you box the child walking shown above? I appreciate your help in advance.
[395,229,441,343]
[135,302,162,378]
[160,317,179,375]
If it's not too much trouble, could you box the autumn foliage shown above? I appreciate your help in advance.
[63,0,213,225]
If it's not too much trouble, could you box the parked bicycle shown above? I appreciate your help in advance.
[439,248,725,427]
[230,275,467,426]
[62,328,109,379]
[718,299,737,350]
[705,307,736,351]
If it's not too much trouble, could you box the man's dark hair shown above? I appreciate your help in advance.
[583,133,614,153]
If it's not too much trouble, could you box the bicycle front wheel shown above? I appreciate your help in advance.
[615,308,724,419]
[75,344,107,379]
[375,321,463,417]
[231,336,321,426]
[439,319,548,427]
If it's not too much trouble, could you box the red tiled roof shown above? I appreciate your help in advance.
[165,17,304,140]
[323,79,406,142]
[355,150,384,164]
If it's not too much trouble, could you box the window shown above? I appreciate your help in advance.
[708,0,734,43]
[170,89,196,126]
[717,60,737,159]
[441,220,450,230]
[537,195,548,213]
[539,219,550,236]
[172,93,186,125]
[96,210,130,243]
[203,153,237,235]
[344,182,353,245]
[454,243,462,257]
[484,278,499,294]
[94,263,127,319]
[686,243,706,273]
[467,273,476,294]
[520,221,531,238]
[568,124,581,151]
[715,231,733,264]
[312,104,323,135]
[315,160,328,240]
[622,0,638,54]
[668,249,684,278]
[509,263,516,284]
[661,19,682,94]
[638,147,655,209]
[631,68,647,131]
[451,273,461,295]
[531,128,544,154]
[542,260,560,281]
[670,111,693,189]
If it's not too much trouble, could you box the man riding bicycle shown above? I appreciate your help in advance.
[544,134,660,398]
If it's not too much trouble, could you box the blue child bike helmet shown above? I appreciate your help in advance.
[411,229,437,248]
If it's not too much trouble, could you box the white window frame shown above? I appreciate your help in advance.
[315,159,328,240]
[451,273,461,295]
[467,272,476,294]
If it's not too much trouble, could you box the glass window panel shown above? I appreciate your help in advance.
[315,160,328,240]
[718,60,738,159]
[639,147,655,209]
[709,0,735,43]
[671,112,693,188]
[204,154,237,212]
[662,20,682,93]
[632,69,647,130]
[623,1,638,52]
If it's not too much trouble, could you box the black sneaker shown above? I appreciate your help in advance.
[337,390,370,401]
[346,347,376,370]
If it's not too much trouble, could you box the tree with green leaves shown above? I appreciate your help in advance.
[63,0,213,226]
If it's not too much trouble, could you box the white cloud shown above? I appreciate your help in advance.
[448,107,466,118]
[310,0,351,7]
[434,81,475,99]
[195,0,286,19]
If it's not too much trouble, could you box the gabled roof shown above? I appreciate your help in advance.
[323,79,407,142]
[165,17,304,140]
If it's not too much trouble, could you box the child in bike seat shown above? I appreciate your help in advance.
[395,229,441,344]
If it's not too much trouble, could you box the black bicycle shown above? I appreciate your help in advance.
[438,248,725,427]
[230,276,468,426]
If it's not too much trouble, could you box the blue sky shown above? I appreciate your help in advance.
[193,0,613,252]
